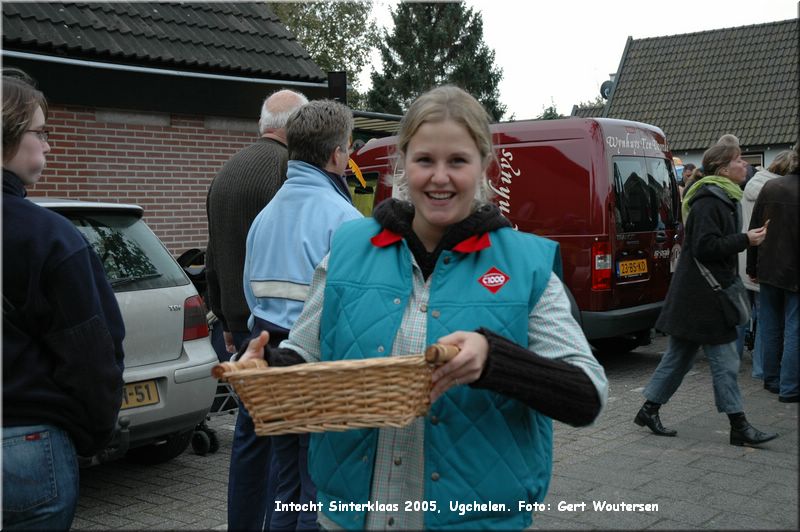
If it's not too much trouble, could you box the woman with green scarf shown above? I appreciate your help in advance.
[633,142,778,447]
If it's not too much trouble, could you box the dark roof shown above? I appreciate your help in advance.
[1,2,325,82]
[570,104,604,118]
[605,19,798,150]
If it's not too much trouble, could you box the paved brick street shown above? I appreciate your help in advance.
[73,335,798,530]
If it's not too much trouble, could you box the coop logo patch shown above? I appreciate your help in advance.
[478,267,510,294]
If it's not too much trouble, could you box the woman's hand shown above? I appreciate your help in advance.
[430,331,488,403]
[239,331,270,362]
[747,219,769,246]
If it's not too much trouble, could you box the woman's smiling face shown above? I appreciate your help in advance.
[405,119,486,250]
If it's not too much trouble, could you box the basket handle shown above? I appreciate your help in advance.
[424,343,460,364]
[211,358,269,379]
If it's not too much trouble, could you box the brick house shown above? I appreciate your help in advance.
[2,2,398,255]
[572,18,798,169]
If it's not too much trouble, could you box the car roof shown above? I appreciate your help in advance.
[29,197,144,217]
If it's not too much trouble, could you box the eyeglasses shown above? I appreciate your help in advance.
[26,129,50,142]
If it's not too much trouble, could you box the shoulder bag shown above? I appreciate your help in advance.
[694,258,751,327]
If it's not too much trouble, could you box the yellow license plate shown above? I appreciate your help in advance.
[618,259,648,277]
[121,380,160,410]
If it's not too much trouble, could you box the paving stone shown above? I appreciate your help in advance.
[653,499,721,527]
[703,509,795,530]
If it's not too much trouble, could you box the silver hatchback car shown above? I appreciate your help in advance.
[32,198,218,464]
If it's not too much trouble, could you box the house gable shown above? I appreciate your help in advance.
[604,19,798,152]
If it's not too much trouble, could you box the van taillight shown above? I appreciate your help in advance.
[592,241,612,291]
[183,295,209,341]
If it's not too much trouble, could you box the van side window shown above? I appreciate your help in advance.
[614,158,657,232]
[645,157,678,229]
[614,156,678,232]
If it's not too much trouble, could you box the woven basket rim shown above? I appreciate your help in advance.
[225,353,428,378]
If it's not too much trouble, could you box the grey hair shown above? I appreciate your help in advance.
[286,99,353,168]
[258,90,308,134]
[716,133,740,147]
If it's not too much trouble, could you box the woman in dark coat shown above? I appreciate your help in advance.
[634,141,778,447]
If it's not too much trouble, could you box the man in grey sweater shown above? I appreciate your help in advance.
[205,89,307,531]
[206,89,308,355]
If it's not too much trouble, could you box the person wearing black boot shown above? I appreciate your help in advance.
[634,400,676,436]
[635,140,778,448]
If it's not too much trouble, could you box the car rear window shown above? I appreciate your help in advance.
[613,156,679,232]
[63,211,189,293]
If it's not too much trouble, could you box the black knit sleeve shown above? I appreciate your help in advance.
[469,328,601,427]
[233,337,305,367]
[266,346,306,367]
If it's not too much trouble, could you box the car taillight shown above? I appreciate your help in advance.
[592,241,612,291]
[183,295,209,341]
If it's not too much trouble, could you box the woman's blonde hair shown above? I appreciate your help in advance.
[390,86,494,204]
[767,150,794,175]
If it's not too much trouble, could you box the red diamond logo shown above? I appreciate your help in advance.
[478,267,510,294]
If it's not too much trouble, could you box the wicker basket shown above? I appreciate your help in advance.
[212,344,457,436]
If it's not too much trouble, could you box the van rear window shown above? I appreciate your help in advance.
[613,156,678,232]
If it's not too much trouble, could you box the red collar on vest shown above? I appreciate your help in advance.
[370,229,491,253]
[370,228,404,247]
[452,233,491,253]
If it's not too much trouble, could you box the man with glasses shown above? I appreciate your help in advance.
[241,99,362,529]
[2,69,125,530]
[207,88,308,532]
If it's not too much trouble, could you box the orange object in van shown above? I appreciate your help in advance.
[349,118,683,354]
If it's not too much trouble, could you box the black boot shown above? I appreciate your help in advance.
[729,413,778,447]
[634,401,677,437]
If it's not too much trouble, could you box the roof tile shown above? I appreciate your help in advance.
[605,19,798,149]
[2,1,325,82]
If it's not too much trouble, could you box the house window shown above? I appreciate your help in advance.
[741,152,763,167]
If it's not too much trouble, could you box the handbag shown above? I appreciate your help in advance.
[694,258,751,327]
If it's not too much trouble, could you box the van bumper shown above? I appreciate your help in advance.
[581,302,662,340]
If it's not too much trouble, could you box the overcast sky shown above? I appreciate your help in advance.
[361,0,797,120]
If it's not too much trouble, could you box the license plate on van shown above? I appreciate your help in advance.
[121,380,160,410]
[617,259,648,278]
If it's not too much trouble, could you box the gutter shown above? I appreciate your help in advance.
[352,110,403,121]
[2,49,328,89]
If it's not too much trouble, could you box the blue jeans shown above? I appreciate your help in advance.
[228,404,279,531]
[227,329,279,531]
[644,335,744,413]
[748,291,763,378]
[270,433,317,531]
[759,284,800,399]
[2,424,79,530]
[736,289,758,362]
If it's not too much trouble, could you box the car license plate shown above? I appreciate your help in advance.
[121,380,160,410]
[617,259,648,277]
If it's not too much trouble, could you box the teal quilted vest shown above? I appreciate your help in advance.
[312,217,561,530]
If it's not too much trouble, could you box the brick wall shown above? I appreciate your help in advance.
[29,104,256,255]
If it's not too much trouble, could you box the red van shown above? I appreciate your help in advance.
[349,118,683,354]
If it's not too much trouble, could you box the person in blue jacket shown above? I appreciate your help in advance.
[2,69,125,530]
[240,85,608,530]
[242,98,362,530]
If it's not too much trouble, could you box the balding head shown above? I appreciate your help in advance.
[259,89,308,135]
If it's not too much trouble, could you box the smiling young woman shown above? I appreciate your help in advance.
[237,85,608,530]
